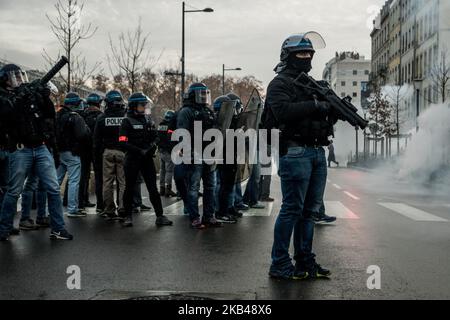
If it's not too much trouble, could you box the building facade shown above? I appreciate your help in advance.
[371,0,450,133]
[322,51,371,110]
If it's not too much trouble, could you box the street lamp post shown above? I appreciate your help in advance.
[222,65,242,95]
[164,70,183,109]
[413,78,423,132]
[181,2,213,98]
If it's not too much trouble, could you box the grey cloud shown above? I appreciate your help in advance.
[0,0,385,86]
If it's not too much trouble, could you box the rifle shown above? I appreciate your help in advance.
[294,72,369,130]
[14,56,69,102]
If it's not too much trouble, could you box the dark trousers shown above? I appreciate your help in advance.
[259,175,272,200]
[0,151,9,207]
[123,154,163,218]
[79,152,104,209]
[79,152,91,207]
[217,164,237,215]
[133,174,143,208]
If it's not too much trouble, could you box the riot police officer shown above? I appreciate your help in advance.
[177,83,222,229]
[266,33,332,279]
[158,110,177,197]
[93,90,126,220]
[213,94,246,224]
[119,92,173,227]
[80,93,104,212]
[56,92,91,218]
[0,64,72,241]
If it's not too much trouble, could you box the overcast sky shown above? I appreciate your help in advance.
[0,0,386,87]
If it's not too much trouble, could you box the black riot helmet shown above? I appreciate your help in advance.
[213,95,231,113]
[105,90,125,110]
[86,93,103,107]
[0,64,29,89]
[164,110,176,122]
[183,83,211,106]
[128,92,152,115]
[226,92,244,115]
[63,92,83,112]
[275,32,326,74]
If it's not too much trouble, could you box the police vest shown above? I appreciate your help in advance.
[125,115,157,150]
[277,73,333,147]
[100,110,125,150]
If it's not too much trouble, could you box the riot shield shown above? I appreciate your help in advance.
[217,100,237,134]
[235,89,264,183]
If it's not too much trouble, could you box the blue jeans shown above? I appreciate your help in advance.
[271,147,327,272]
[21,174,48,221]
[57,151,81,214]
[0,150,9,208]
[0,146,66,234]
[185,164,216,221]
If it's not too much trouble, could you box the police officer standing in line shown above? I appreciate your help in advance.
[177,83,222,229]
[266,33,333,280]
[157,110,177,198]
[80,93,104,213]
[56,92,91,218]
[0,64,72,241]
[118,93,173,227]
[212,94,245,224]
[93,90,127,220]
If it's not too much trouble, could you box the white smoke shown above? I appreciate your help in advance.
[397,103,450,184]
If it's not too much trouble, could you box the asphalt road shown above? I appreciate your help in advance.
[1,167,449,300]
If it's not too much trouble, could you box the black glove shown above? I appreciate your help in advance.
[315,101,331,116]
[37,85,51,98]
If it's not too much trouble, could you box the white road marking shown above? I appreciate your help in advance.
[324,201,359,220]
[344,191,360,201]
[243,202,274,217]
[333,184,342,190]
[378,203,448,222]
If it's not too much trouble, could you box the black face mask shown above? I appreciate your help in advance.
[287,55,312,74]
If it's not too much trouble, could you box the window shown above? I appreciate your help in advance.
[353,70,358,75]
[341,92,346,98]
[365,70,369,75]
[353,81,358,86]
[341,81,346,87]
[353,92,358,98]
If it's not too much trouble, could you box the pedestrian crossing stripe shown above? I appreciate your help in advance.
[378,203,448,222]
[324,201,359,220]
[243,202,273,217]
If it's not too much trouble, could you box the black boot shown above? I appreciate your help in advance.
[165,185,177,197]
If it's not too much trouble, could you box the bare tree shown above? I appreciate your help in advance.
[108,19,162,92]
[45,0,98,91]
[382,84,413,155]
[431,48,450,103]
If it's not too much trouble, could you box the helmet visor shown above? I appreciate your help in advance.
[195,89,211,105]
[7,69,29,88]
[303,31,326,49]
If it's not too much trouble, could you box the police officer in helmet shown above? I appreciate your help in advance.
[93,90,127,220]
[158,110,177,198]
[119,92,173,227]
[56,92,91,218]
[79,93,104,212]
[266,32,333,280]
[0,64,72,241]
[177,83,223,229]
